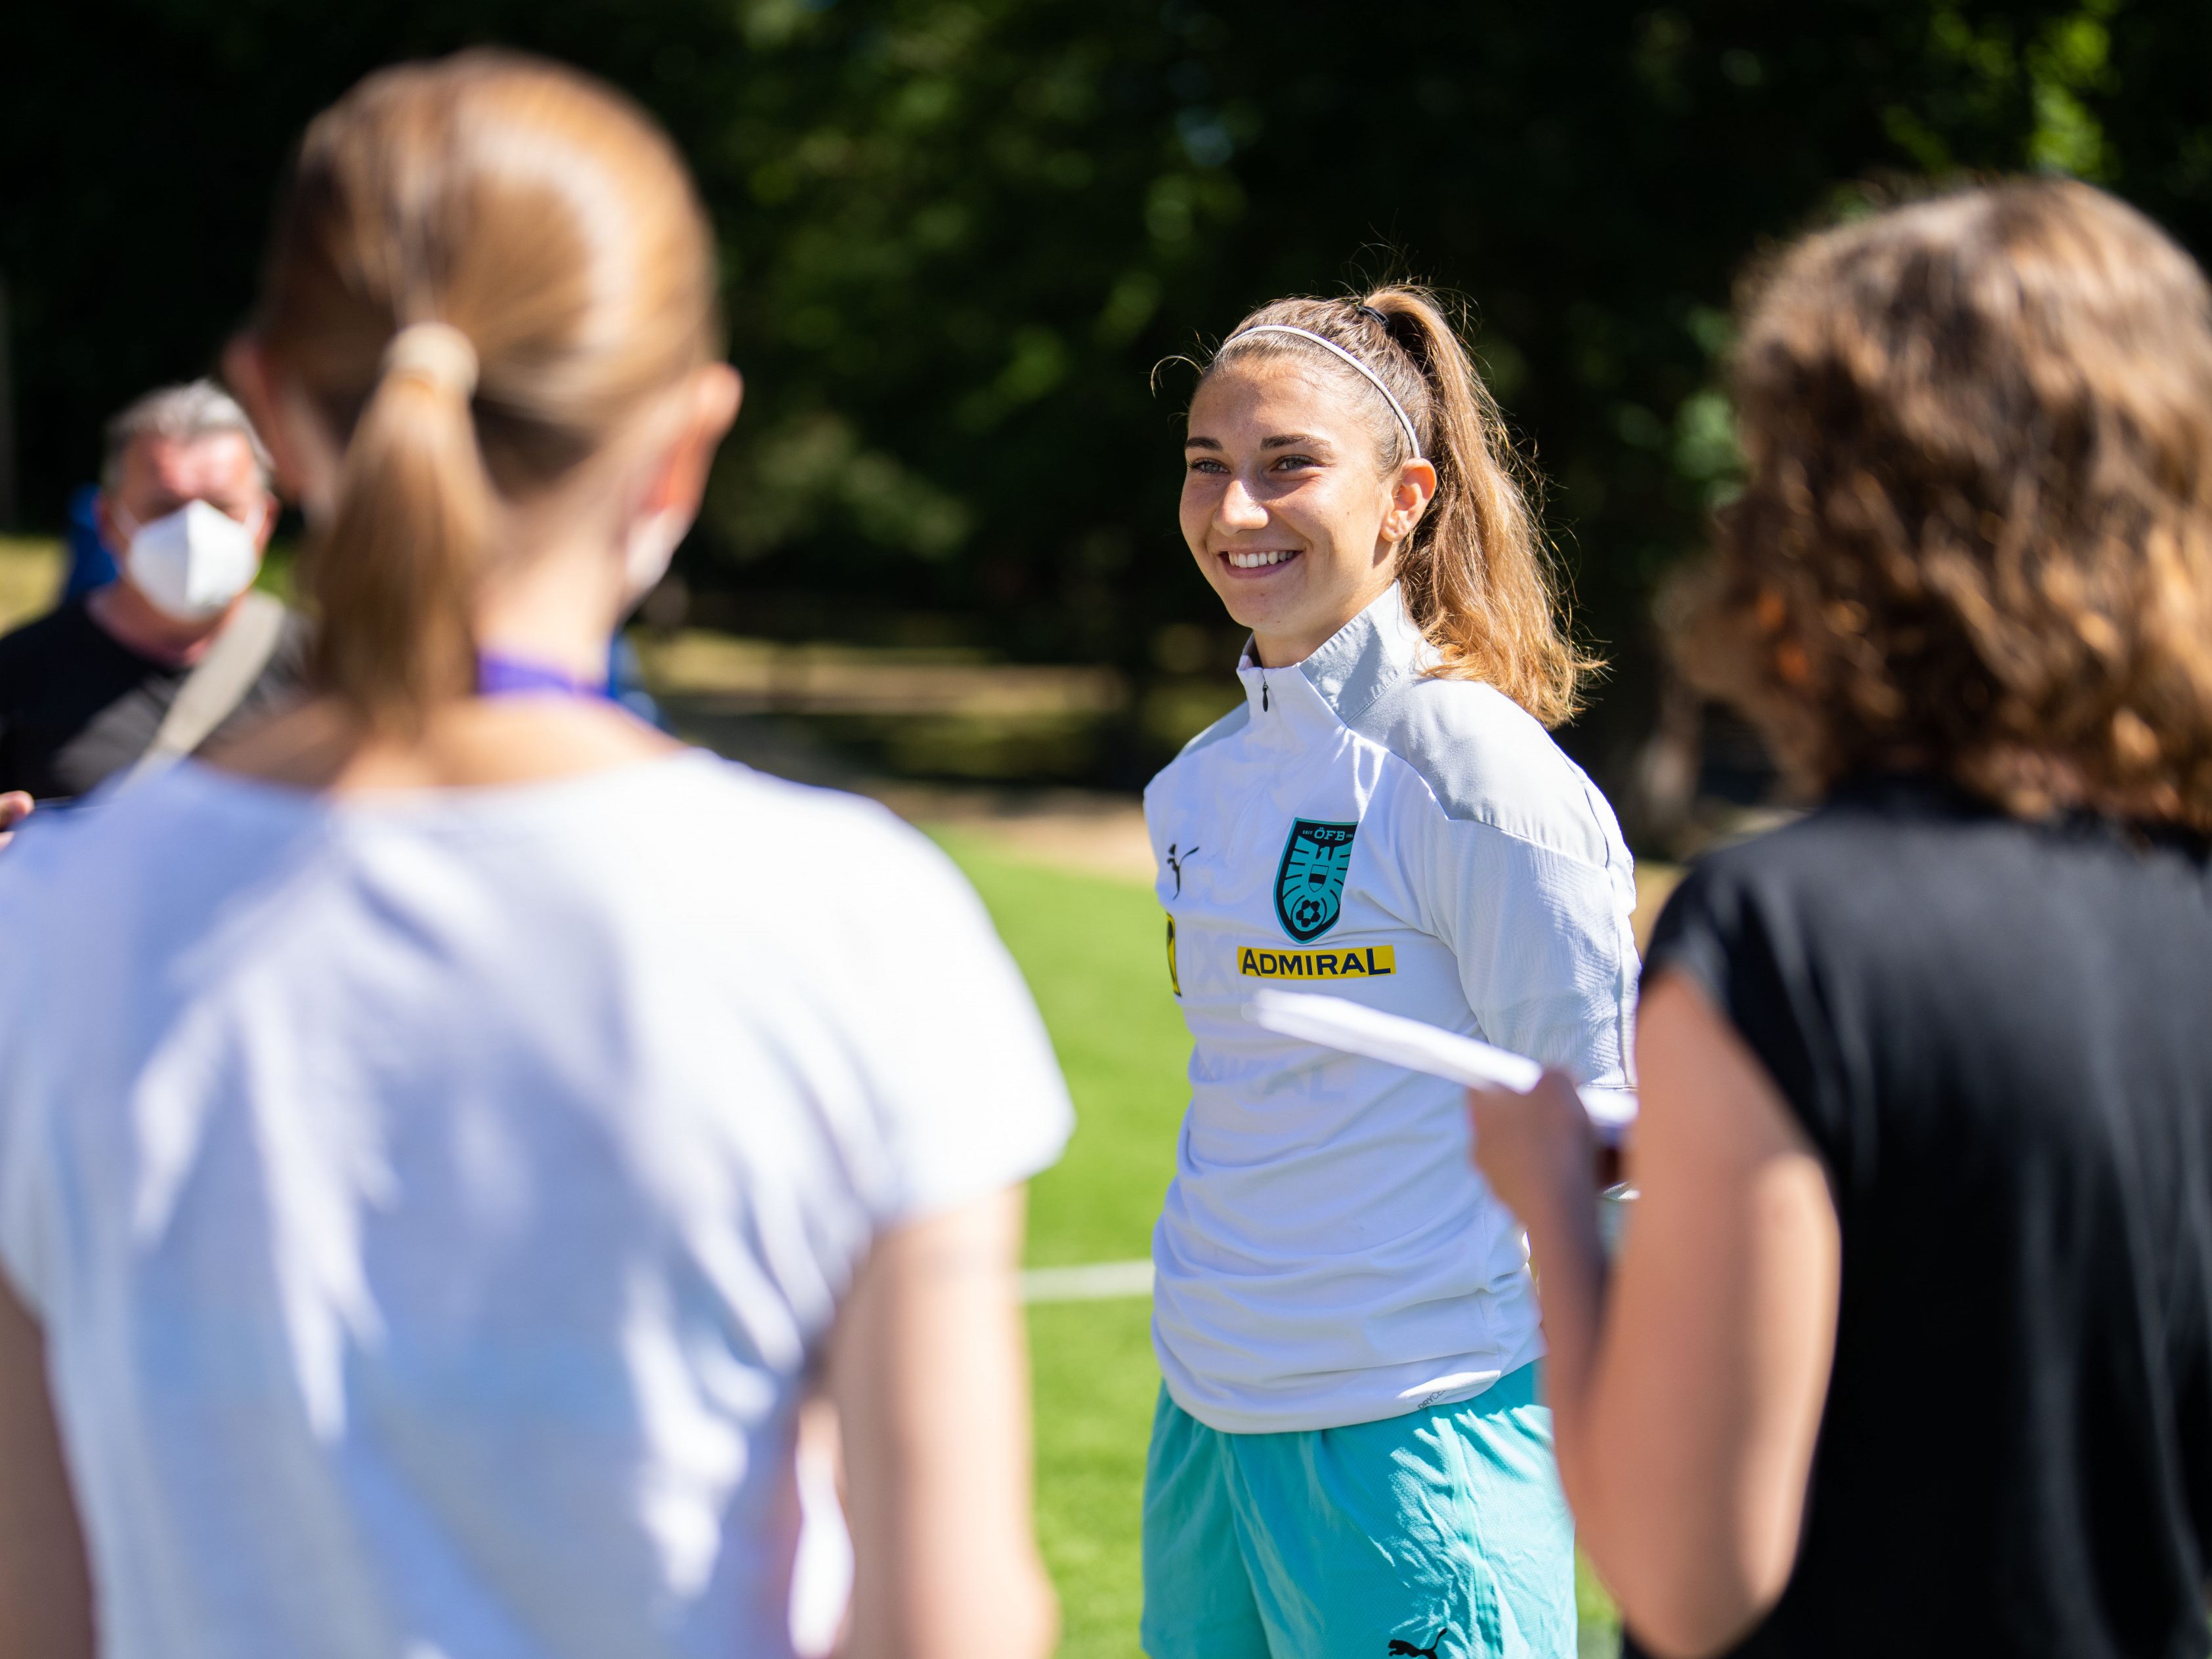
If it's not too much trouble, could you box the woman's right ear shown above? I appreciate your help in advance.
[645,364,744,526]
[1385,458,1439,545]
[694,363,742,452]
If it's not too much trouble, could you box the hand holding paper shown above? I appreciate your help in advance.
[1244,988,1638,1144]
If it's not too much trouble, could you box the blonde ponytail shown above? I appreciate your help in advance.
[252,51,723,733]
[312,325,492,730]
[1208,285,1597,726]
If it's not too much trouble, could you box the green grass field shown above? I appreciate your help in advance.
[933,829,1625,1659]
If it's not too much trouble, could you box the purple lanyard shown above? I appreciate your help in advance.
[477,652,614,700]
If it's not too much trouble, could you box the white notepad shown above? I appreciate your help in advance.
[1245,988,1639,1143]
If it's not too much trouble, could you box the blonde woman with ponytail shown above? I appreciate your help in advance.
[1141,289,1636,1659]
[0,53,1069,1659]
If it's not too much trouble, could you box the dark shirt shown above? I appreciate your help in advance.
[0,595,309,801]
[1638,777,2212,1659]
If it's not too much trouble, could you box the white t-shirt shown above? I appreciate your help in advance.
[1144,585,1638,1433]
[0,752,1072,1659]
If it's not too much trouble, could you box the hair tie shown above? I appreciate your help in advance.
[1355,303,1392,329]
[1222,324,1424,461]
[382,322,479,398]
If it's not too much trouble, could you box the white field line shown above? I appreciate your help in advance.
[1020,1259,1155,1303]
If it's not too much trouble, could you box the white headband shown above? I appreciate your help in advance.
[1220,323,1424,461]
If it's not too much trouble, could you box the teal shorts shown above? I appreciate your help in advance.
[1140,1362,1577,1659]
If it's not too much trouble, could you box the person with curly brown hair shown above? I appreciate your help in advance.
[1470,178,2212,1659]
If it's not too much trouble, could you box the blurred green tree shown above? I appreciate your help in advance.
[3,0,2203,806]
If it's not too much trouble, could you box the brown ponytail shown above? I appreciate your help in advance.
[313,331,493,721]
[253,51,722,732]
[1206,286,1597,726]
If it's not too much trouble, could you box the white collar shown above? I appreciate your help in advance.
[1234,583,1432,725]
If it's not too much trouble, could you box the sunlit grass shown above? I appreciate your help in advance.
[1027,1297,1156,1659]
[0,537,62,632]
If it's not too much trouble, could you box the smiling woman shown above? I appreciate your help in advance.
[1140,288,1640,1659]
[1180,289,1594,719]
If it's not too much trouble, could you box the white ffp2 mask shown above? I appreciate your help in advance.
[121,499,266,622]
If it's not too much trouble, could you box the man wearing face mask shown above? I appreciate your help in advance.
[0,380,308,826]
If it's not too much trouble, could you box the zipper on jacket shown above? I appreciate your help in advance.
[1261,674,1269,712]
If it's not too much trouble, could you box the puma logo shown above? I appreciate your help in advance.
[1165,842,1199,897]
[1388,1630,1447,1659]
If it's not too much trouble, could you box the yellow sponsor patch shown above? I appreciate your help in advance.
[1238,944,1397,980]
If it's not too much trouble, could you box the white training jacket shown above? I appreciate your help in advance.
[1144,584,1639,1435]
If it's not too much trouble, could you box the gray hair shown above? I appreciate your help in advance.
[102,379,274,492]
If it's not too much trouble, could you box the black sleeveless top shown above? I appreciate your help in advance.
[1637,778,2212,1659]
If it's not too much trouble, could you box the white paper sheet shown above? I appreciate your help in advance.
[1245,989,1638,1142]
